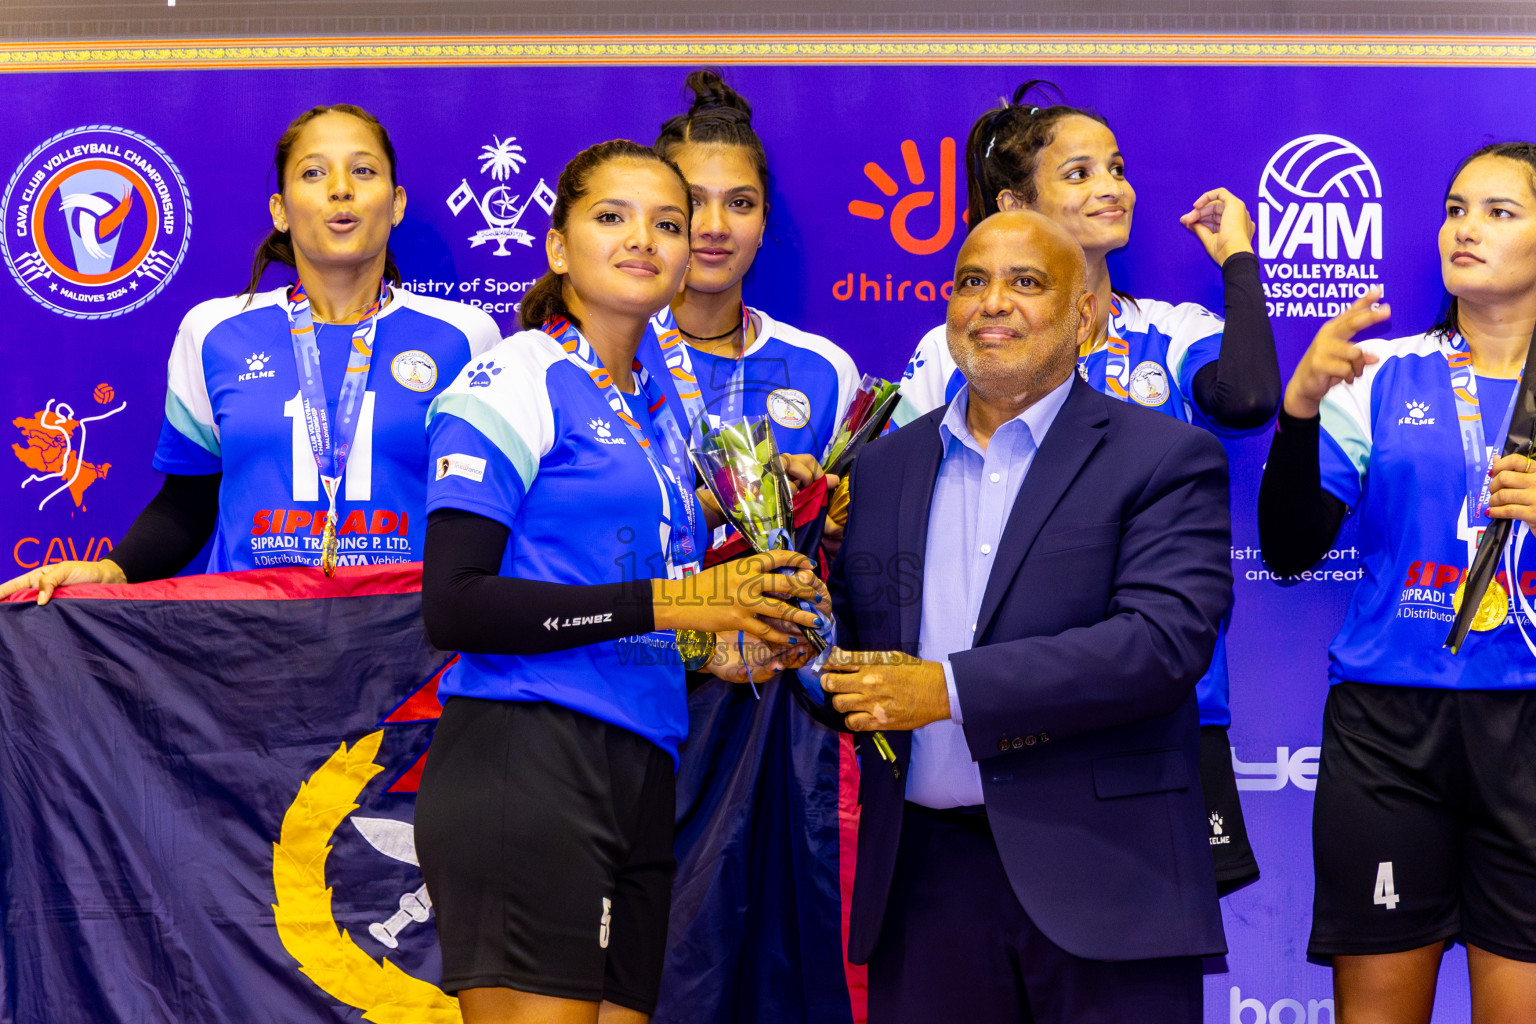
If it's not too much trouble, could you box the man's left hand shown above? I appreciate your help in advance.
[821,648,951,731]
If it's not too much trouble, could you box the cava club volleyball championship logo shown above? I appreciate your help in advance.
[3,125,192,319]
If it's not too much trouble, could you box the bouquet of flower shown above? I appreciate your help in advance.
[821,375,902,477]
[692,416,798,567]
[693,417,898,768]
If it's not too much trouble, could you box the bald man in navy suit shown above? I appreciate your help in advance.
[821,210,1230,1023]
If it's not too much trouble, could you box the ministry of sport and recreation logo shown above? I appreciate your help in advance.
[3,125,191,319]
[1257,133,1385,321]
[446,135,557,256]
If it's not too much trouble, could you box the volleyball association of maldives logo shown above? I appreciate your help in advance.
[2,125,192,319]
[1257,133,1384,319]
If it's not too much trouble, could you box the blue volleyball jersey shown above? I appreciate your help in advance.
[152,286,500,573]
[1318,332,1536,689]
[668,307,861,461]
[425,329,712,762]
[889,296,1233,725]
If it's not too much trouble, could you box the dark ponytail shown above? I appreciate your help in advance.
[654,67,770,196]
[519,139,692,332]
[1429,140,1536,337]
[964,80,1109,230]
[244,103,403,301]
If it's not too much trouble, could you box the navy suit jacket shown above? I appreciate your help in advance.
[833,375,1231,964]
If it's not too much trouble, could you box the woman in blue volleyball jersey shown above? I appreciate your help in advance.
[647,69,865,1023]
[1260,143,1536,1024]
[893,80,1279,894]
[0,104,500,599]
[654,69,861,477]
[414,138,830,1024]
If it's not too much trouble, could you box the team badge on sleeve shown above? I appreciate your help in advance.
[2,125,191,319]
[391,350,439,392]
[1129,361,1171,407]
[767,388,812,429]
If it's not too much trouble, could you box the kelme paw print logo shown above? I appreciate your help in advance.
[467,361,502,388]
[589,418,612,438]
[901,351,926,381]
[848,138,959,255]
[246,352,270,372]
[1405,400,1430,421]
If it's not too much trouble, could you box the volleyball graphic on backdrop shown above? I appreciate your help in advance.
[1258,133,1382,208]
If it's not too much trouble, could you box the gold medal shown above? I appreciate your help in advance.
[674,629,716,672]
[320,510,339,578]
[1452,577,1509,631]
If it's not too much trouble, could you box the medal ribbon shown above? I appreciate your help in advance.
[543,315,702,577]
[651,303,751,432]
[1079,299,1130,398]
[1445,324,1536,652]
[1446,333,1518,528]
[285,280,388,574]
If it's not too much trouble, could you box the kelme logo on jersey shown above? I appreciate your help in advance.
[466,361,501,388]
[588,418,625,446]
[2,125,191,320]
[1257,134,1385,321]
[1398,399,1433,425]
[446,135,557,256]
[1208,812,1230,846]
[239,352,276,383]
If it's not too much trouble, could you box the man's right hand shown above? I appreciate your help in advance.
[1284,288,1388,419]
[652,550,829,646]
[0,559,128,606]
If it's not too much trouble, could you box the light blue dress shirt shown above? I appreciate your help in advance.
[905,374,1073,809]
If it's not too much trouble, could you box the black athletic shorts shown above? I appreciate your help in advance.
[1200,725,1260,896]
[414,697,676,1011]
[1309,681,1536,962]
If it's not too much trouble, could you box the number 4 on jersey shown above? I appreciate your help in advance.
[1374,861,1400,910]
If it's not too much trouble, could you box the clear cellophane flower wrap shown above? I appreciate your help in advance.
[693,418,899,767]
[821,374,902,477]
[692,417,827,663]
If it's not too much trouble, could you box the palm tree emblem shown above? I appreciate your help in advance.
[478,137,527,182]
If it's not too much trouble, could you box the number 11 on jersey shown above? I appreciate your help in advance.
[283,391,376,502]
[1374,861,1400,910]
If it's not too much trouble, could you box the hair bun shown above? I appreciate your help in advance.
[1009,79,1065,111]
[684,67,752,121]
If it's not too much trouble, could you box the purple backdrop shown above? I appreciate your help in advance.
[5,62,1525,1022]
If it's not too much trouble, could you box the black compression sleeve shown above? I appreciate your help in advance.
[422,508,656,656]
[109,472,221,583]
[1257,411,1347,575]
[1190,252,1282,431]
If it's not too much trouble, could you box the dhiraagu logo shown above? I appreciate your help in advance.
[835,136,961,306]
